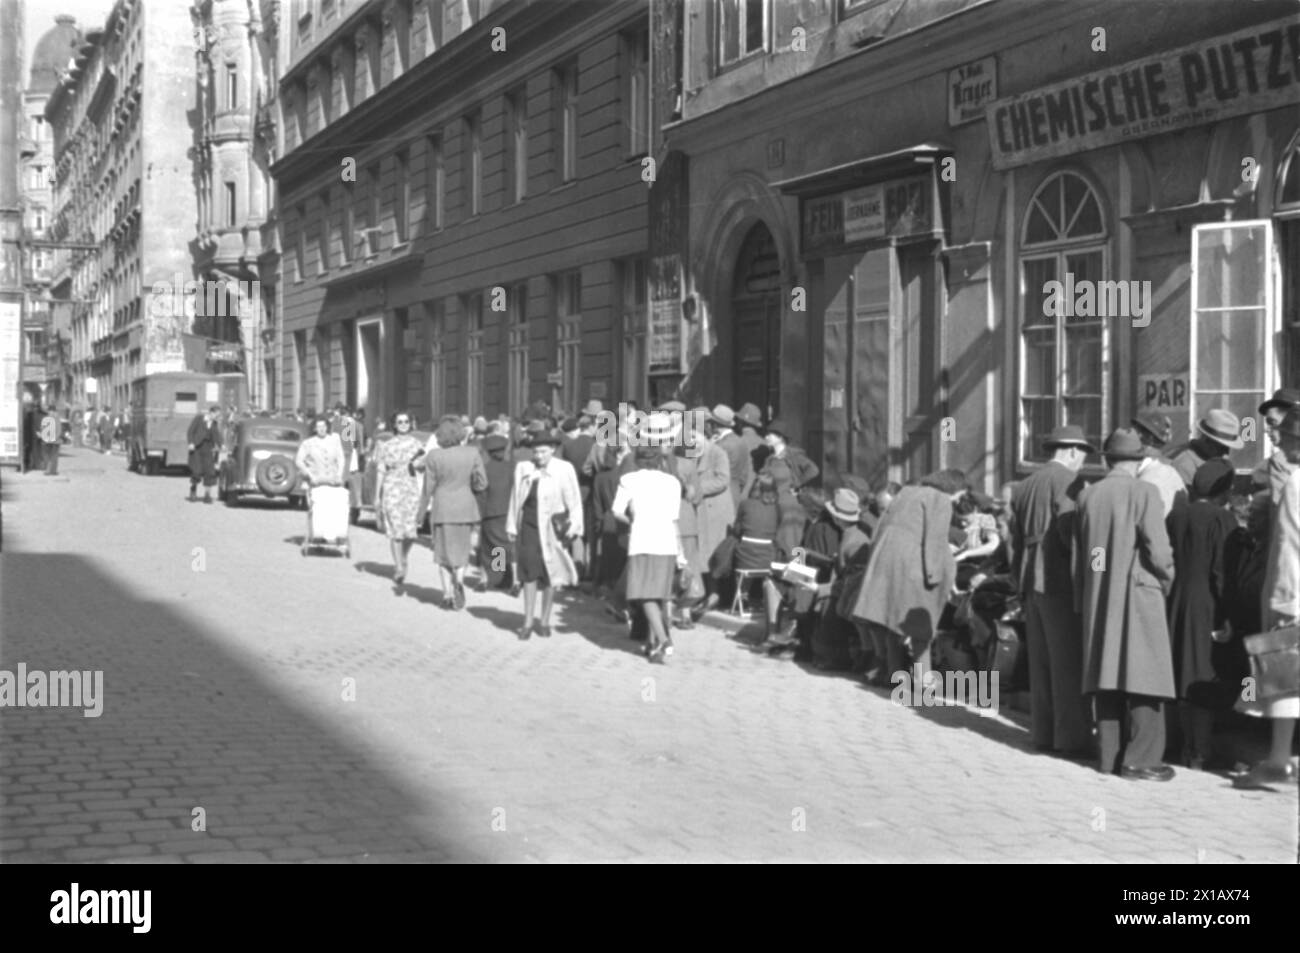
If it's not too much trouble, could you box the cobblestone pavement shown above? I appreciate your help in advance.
[1,448,1296,863]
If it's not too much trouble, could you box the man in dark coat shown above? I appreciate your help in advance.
[736,402,767,475]
[187,405,222,503]
[21,400,41,472]
[40,404,61,476]
[1074,428,1178,780]
[1009,424,1092,758]
[476,434,515,590]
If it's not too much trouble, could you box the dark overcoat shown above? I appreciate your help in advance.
[186,415,220,481]
[1166,498,1236,699]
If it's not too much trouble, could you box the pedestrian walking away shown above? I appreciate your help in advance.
[419,419,488,610]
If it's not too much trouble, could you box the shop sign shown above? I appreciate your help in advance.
[0,301,20,463]
[949,56,998,126]
[802,175,932,256]
[1138,373,1189,411]
[987,17,1300,170]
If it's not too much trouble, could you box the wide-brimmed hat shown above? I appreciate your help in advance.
[1196,409,1245,450]
[561,416,580,432]
[736,403,763,427]
[1259,387,1300,415]
[1131,411,1172,447]
[1043,424,1095,453]
[709,404,736,426]
[1102,427,1146,460]
[582,399,604,416]
[641,411,681,446]
[1192,458,1235,499]
[825,487,861,521]
[764,417,791,440]
[527,431,562,448]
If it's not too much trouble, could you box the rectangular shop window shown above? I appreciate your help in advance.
[507,283,529,417]
[465,292,485,418]
[1190,221,1277,473]
[717,0,767,69]
[1018,248,1109,466]
[554,272,582,415]
[620,258,648,408]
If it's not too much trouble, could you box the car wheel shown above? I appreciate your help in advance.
[255,454,298,496]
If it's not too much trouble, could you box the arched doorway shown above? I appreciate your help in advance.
[730,222,781,419]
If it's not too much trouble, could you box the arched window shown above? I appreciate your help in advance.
[1018,170,1108,464]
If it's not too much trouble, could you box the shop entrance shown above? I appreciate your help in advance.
[731,223,782,420]
[354,318,382,418]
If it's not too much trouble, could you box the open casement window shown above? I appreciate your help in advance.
[1018,170,1109,466]
[1190,221,1277,472]
[717,0,767,68]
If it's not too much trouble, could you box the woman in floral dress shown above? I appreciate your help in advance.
[375,410,426,588]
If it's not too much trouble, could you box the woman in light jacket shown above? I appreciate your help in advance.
[420,419,488,611]
[507,432,584,639]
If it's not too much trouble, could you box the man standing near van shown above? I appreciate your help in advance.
[187,405,222,503]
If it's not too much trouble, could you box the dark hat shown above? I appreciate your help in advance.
[1191,458,1235,499]
[764,417,790,440]
[1196,409,1244,450]
[1043,424,1095,453]
[524,419,549,434]
[528,431,561,448]
[1131,410,1172,447]
[560,416,581,432]
[736,403,763,427]
[1259,387,1300,414]
[1102,427,1146,461]
[482,434,509,452]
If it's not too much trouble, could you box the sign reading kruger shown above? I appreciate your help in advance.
[986,17,1300,170]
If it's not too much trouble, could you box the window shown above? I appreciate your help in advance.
[555,64,578,183]
[317,189,331,272]
[1278,137,1300,385]
[424,0,444,56]
[1190,221,1277,472]
[341,190,354,263]
[464,292,485,418]
[623,28,650,156]
[463,111,482,216]
[1018,170,1108,465]
[366,162,382,252]
[554,271,582,414]
[226,63,238,110]
[294,329,308,410]
[425,134,444,230]
[427,299,446,418]
[395,0,412,75]
[507,283,529,416]
[504,88,528,204]
[316,59,332,124]
[33,207,47,233]
[395,148,410,243]
[224,182,237,227]
[718,0,767,67]
[620,258,648,408]
[339,44,356,112]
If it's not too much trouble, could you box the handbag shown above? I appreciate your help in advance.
[551,508,571,539]
[675,566,705,603]
[1242,625,1300,703]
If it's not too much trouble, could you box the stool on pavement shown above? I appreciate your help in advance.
[731,569,769,616]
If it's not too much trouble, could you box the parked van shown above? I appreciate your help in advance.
[128,372,247,474]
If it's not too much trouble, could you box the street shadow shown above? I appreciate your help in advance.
[465,604,525,634]
[0,549,505,863]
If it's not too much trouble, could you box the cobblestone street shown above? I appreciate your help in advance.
[1,448,1296,863]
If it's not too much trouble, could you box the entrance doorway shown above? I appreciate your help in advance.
[731,223,781,420]
[355,318,382,418]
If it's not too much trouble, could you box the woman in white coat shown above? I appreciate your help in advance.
[507,432,584,639]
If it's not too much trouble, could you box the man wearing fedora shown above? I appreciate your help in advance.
[1009,424,1093,758]
[1074,428,1178,780]
[1131,410,1185,517]
[706,405,752,510]
[1167,408,1244,487]
[1254,387,1300,507]
[735,402,766,473]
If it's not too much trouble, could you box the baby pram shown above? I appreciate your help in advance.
[302,484,351,558]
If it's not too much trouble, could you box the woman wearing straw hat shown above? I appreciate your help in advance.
[611,416,686,663]
[507,430,584,639]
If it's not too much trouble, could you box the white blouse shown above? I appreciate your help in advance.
[612,469,682,556]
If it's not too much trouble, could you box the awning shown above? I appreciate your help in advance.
[773,143,951,197]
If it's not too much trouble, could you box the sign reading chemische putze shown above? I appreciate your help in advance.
[986,17,1300,170]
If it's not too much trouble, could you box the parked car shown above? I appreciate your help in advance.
[217,416,308,507]
[355,429,432,529]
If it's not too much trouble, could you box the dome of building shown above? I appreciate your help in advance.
[28,15,83,96]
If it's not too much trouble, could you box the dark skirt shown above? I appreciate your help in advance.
[596,530,628,588]
[736,538,776,572]
[626,553,675,601]
[516,483,549,585]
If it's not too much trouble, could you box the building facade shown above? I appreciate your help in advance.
[663,0,1299,493]
[273,0,651,423]
[45,0,199,413]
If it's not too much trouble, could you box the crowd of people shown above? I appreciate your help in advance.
[282,390,1297,786]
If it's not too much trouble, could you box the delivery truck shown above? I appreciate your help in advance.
[128,372,247,475]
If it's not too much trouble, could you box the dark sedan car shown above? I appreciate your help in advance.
[217,417,308,507]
